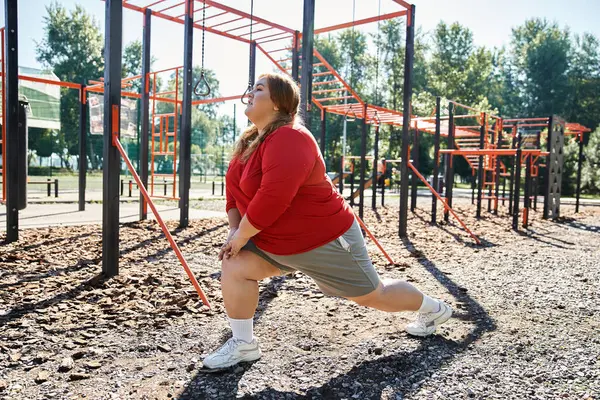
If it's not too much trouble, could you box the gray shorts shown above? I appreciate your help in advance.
[242,218,381,297]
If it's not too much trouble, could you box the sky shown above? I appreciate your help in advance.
[2,0,600,124]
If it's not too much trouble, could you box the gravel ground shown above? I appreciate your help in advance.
[0,199,598,400]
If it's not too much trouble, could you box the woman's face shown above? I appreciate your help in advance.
[244,77,278,122]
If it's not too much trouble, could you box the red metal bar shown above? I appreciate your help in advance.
[112,133,211,307]
[257,33,293,45]
[209,16,244,29]
[313,50,363,105]
[157,1,185,14]
[354,213,395,265]
[312,80,341,86]
[314,11,408,35]
[315,95,355,102]
[408,162,481,245]
[196,10,227,23]
[240,26,273,37]
[17,74,82,90]
[223,21,257,34]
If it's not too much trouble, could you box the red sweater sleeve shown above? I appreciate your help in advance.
[226,184,237,213]
[225,163,237,212]
[246,128,315,230]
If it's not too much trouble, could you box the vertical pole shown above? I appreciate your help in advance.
[140,8,151,220]
[233,104,237,142]
[523,153,532,228]
[476,113,485,219]
[292,31,300,83]
[359,103,368,221]
[102,0,123,277]
[399,4,415,238]
[17,101,28,211]
[431,96,441,225]
[513,144,522,231]
[299,0,315,126]
[410,128,419,211]
[533,131,541,210]
[179,0,194,228]
[320,108,326,160]
[543,117,553,219]
[79,86,87,212]
[381,160,385,207]
[508,129,516,213]
[4,0,19,242]
[339,156,344,195]
[372,124,380,210]
[444,102,455,222]
[487,126,495,213]
[350,159,355,206]
[575,132,584,213]
[471,170,476,204]
[494,126,502,214]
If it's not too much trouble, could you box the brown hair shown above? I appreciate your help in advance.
[232,73,301,162]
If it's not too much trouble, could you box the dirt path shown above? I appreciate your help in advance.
[1,202,598,399]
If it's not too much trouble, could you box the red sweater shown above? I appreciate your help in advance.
[226,125,355,255]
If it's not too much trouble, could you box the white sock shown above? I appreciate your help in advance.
[418,295,441,314]
[229,317,254,343]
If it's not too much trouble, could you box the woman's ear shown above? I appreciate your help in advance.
[274,106,279,111]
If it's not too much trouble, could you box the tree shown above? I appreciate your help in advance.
[508,18,571,117]
[36,2,104,169]
[566,33,600,132]
[582,128,600,193]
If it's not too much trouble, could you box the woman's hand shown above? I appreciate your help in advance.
[222,230,250,260]
[218,228,238,261]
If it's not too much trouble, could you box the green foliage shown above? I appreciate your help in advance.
[582,128,600,193]
[35,2,104,168]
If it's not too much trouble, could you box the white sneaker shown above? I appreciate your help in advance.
[202,337,261,369]
[405,302,453,337]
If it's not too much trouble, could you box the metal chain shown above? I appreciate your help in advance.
[201,0,206,73]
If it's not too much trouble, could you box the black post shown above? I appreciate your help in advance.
[102,0,123,277]
[533,131,541,210]
[471,172,476,204]
[79,85,87,211]
[292,31,300,83]
[359,103,368,221]
[444,102,455,222]
[508,132,517,213]
[543,117,553,219]
[128,180,132,197]
[476,113,485,219]
[575,132,585,213]
[399,4,415,238]
[139,8,151,220]
[299,0,315,125]
[339,156,344,195]
[488,126,495,213]
[410,128,419,212]
[350,159,355,206]
[17,100,28,210]
[179,0,194,228]
[320,108,326,160]
[512,138,523,231]
[524,153,532,228]
[431,96,441,224]
[4,0,19,242]
[47,179,51,197]
[54,179,58,198]
[381,160,385,207]
[372,124,380,210]
[494,127,502,214]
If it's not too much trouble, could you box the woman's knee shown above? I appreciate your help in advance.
[346,283,383,307]
[221,250,280,281]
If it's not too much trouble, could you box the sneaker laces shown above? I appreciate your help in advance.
[214,338,242,355]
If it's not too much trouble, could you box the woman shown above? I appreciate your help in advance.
[202,73,452,370]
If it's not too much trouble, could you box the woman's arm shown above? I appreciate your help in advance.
[227,208,242,229]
